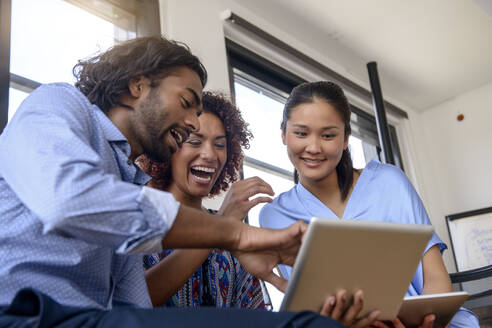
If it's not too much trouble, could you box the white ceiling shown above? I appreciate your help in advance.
[234,0,492,112]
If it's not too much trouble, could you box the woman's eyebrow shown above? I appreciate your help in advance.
[291,124,340,130]
[292,124,307,128]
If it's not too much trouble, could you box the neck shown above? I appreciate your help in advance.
[300,169,360,219]
[299,169,341,203]
[166,183,203,210]
[106,102,142,161]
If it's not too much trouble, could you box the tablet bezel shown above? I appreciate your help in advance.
[280,218,434,320]
[398,291,469,328]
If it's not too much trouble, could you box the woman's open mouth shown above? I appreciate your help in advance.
[190,165,216,183]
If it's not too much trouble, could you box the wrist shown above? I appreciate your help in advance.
[220,216,244,251]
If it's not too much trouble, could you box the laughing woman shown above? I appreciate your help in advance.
[138,91,275,309]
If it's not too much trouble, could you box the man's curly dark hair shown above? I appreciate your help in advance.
[73,36,207,113]
[138,91,252,197]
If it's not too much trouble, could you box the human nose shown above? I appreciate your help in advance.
[184,110,200,132]
[200,141,217,162]
[305,136,321,154]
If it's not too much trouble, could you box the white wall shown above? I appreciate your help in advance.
[159,0,491,272]
[159,0,230,92]
[415,82,492,271]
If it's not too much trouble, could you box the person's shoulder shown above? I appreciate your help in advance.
[32,83,84,100]
[366,159,409,186]
[28,83,96,122]
[262,186,297,211]
[259,186,298,227]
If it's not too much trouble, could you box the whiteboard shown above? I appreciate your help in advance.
[447,211,492,271]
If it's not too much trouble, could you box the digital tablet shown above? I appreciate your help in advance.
[280,218,434,320]
[398,291,469,328]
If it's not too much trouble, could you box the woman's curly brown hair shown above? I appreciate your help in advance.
[137,91,252,197]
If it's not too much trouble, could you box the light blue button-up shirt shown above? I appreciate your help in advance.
[0,83,179,309]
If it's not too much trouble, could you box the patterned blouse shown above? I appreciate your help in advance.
[144,249,269,309]
[143,211,270,309]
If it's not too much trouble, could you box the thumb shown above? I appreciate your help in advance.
[291,220,307,238]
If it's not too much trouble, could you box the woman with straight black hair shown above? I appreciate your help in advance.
[260,81,479,328]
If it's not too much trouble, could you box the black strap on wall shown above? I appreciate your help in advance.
[0,0,11,134]
[367,62,395,165]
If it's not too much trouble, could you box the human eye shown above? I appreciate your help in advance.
[215,142,226,149]
[181,96,191,109]
[187,139,201,146]
[293,131,307,137]
[322,133,336,139]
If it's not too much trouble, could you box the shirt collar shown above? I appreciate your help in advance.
[135,167,152,186]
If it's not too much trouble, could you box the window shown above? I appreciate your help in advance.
[1,0,160,132]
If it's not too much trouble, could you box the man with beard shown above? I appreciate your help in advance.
[0,37,365,327]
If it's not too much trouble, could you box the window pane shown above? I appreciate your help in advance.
[349,135,367,169]
[8,88,29,122]
[361,140,380,165]
[234,82,293,172]
[10,0,135,84]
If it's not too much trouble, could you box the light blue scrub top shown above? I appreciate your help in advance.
[259,160,478,327]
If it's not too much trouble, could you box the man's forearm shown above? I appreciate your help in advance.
[162,204,307,261]
[161,204,241,250]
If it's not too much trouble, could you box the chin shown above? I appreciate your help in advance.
[301,174,324,182]
[190,188,210,198]
[298,169,333,182]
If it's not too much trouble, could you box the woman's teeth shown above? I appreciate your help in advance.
[192,166,216,173]
[193,175,212,182]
